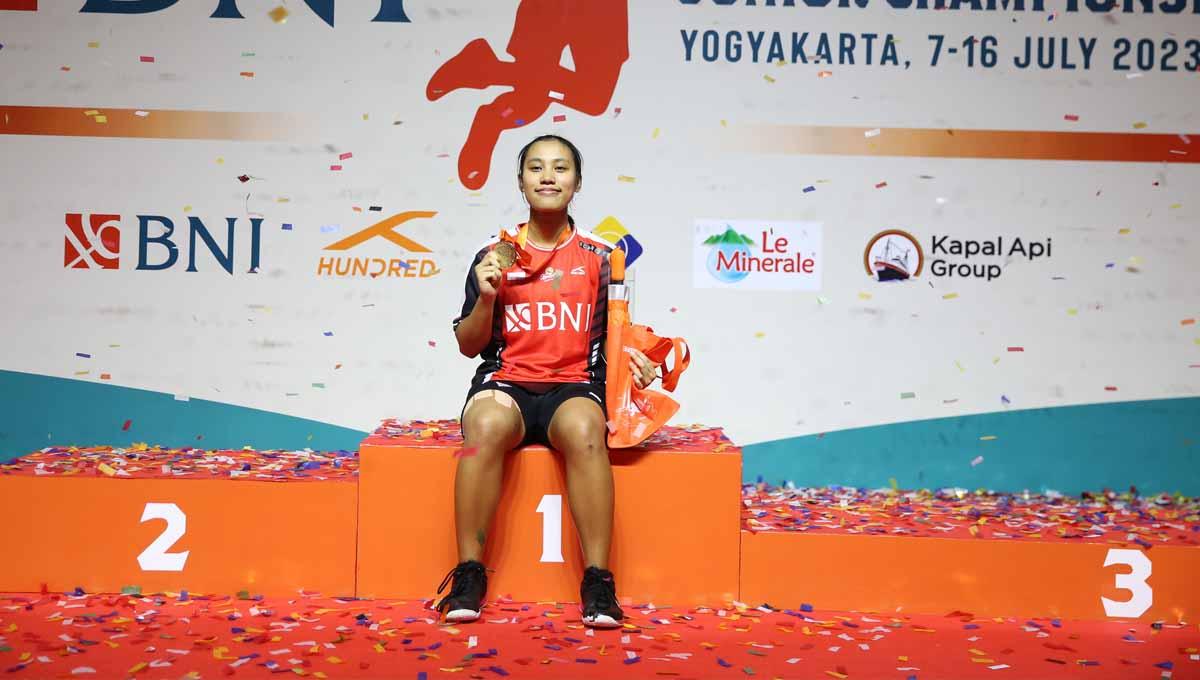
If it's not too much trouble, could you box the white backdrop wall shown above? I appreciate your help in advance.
[1,1,1198,474]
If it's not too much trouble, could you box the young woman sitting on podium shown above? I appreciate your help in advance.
[437,134,658,628]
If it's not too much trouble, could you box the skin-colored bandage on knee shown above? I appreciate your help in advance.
[465,389,517,412]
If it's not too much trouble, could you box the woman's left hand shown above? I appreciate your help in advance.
[629,349,659,390]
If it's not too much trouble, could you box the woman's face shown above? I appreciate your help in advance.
[519,140,580,214]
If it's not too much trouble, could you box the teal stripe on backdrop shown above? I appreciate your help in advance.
[0,370,366,462]
[3,370,1197,496]
[742,397,1200,496]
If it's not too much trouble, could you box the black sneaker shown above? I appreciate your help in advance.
[435,560,487,623]
[580,566,624,629]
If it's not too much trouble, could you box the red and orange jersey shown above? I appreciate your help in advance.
[453,224,613,385]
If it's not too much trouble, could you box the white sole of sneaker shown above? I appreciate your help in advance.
[582,613,621,629]
[444,608,481,623]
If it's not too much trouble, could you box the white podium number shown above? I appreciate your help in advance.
[535,494,564,563]
[1101,548,1152,618]
[137,503,190,571]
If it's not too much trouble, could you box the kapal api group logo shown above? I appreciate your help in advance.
[863,229,924,282]
[864,229,1053,282]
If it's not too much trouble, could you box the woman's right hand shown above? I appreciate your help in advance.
[474,251,503,299]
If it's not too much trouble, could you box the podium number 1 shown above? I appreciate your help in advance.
[1101,548,1152,618]
[536,494,564,563]
[137,502,190,571]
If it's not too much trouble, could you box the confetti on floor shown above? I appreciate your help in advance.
[741,482,1199,546]
[369,420,735,453]
[0,589,1194,679]
[1,445,358,481]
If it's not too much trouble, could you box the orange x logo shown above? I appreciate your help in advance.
[323,211,436,252]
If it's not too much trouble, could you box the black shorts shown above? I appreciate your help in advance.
[461,380,606,447]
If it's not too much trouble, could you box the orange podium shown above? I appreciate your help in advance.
[1,446,358,597]
[357,419,741,606]
[741,531,1200,621]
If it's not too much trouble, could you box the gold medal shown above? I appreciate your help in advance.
[493,242,518,269]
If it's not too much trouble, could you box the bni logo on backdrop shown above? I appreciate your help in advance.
[693,220,821,290]
[63,212,263,274]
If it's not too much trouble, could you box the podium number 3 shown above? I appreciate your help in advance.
[536,494,564,563]
[1101,548,1152,617]
[137,502,190,571]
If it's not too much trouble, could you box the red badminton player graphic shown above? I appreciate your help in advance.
[426,0,629,190]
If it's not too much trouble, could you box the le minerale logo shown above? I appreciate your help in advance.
[928,235,1051,281]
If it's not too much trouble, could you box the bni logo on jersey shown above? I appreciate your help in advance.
[504,302,594,334]
[693,219,821,290]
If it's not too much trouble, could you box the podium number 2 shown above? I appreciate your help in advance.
[1101,548,1152,617]
[536,494,564,563]
[137,503,190,571]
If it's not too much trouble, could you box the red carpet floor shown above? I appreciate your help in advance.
[1,591,1196,679]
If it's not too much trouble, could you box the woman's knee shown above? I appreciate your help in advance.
[463,396,523,448]
[554,414,607,456]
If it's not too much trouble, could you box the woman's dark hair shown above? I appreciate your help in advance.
[517,134,582,225]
